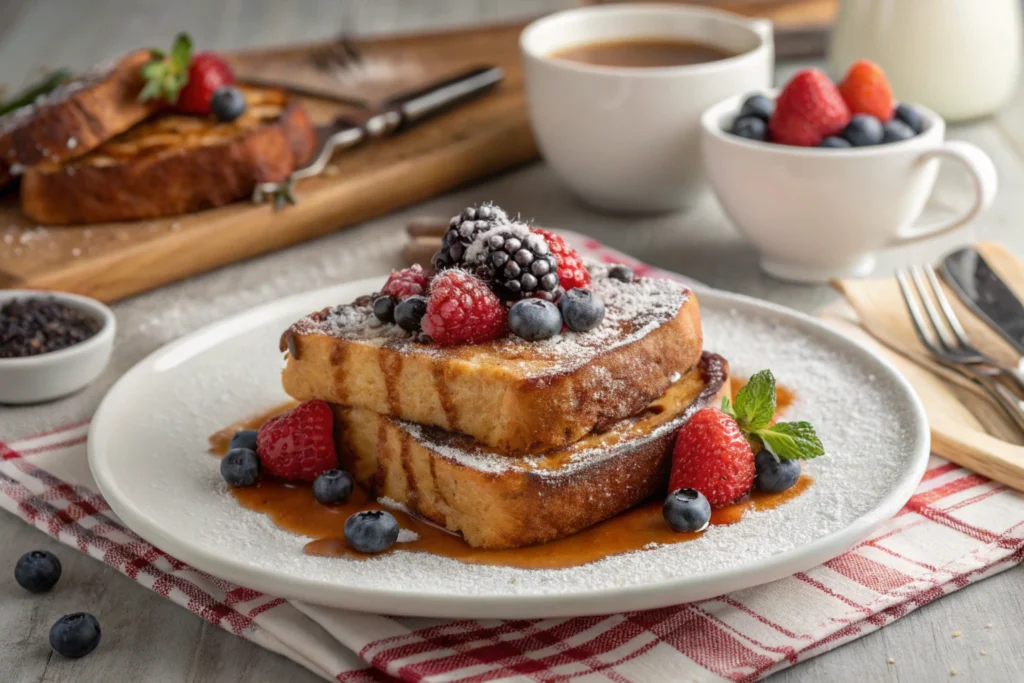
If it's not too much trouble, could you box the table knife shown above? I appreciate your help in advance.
[940,247,1024,357]
[253,65,504,208]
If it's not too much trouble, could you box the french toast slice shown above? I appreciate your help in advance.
[20,86,316,224]
[333,352,729,549]
[0,50,156,188]
[284,267,703,454]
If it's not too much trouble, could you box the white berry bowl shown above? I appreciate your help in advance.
[700,91,998,283]
[0,290,116,404]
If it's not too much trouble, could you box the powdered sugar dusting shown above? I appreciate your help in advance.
[462,220,530,266]
[289,263,691,378]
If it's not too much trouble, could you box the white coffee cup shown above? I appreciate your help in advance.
[700,93,998,283]
[520,4,773,214]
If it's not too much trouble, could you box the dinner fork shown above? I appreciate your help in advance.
[897,265,1024,433]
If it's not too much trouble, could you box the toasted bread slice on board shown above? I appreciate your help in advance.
[20,87,315,224]
[0,50,156,189]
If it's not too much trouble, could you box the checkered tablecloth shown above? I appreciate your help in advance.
[4,236,1024,682]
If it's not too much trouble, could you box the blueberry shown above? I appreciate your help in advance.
[842,114,884,146]
[819,136,852,149]
[229,429,258,452]
[373,295,396,323]
[882,119,916,144]
[754,450,801,493]
[49,613,101,658]
[558,288,605,332]
[14,550,62,593]
[730,116,768,142]
[662,488,711,533]
[508,299,562,341]
[739,94,775,122]
[220,448,260,487]
[894,103,924,134]
[210,86,246,122]
[313,469,354,505]
[608,264,635,283]
[344,510,400,553]
[394,295,427,332]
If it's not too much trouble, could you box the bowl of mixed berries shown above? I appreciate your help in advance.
[699,61,996,283]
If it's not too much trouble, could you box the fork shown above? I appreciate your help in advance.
[897,265,1024,434]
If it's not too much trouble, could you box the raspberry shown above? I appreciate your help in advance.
[256,401,337,482]
[381,264,429,300]
[838,60,894,122]
[769,69,850,147]
[531,227,591,292]
[422,270,507,346]
[669,407,755,507]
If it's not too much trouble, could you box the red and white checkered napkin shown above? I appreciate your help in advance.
[4,238,1024,682]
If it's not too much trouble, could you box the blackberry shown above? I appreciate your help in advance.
[433,204,508,270]
[472,227,562,301]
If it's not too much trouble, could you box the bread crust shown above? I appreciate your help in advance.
[0,50,155,188]
[334,353,729,549]
[285,287,703,454]
[19,89,316,224]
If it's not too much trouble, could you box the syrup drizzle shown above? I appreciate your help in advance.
[210,380,808,570]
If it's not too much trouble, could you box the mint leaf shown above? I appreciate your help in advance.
[721,396,734,418]
[733,370,776,432]
[756,421,824,460]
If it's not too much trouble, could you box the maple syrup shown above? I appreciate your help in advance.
[210,382,809,570]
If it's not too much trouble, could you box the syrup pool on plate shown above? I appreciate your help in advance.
[209,381,810,570]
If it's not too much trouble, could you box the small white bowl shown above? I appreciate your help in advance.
[700,91,997,283]
[0,290,116,404]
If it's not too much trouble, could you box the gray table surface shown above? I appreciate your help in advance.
[3,1,1024,681]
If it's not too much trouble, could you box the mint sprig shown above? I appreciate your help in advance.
[139,33,193,103]
[724,369,825,461]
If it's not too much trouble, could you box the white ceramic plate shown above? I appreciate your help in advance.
[89,277,930,619]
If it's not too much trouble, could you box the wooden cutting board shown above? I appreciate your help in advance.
[0,22,535,303]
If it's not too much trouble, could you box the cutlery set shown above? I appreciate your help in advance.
[898,247,1024,436]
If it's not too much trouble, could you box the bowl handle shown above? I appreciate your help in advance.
[890,141,998,245]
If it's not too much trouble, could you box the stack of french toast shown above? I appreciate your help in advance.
[279,204,731,549]
[0,35,314,224]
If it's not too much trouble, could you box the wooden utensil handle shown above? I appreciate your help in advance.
[933,422,1024,492]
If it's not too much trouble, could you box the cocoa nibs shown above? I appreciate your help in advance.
[0,298,101,358]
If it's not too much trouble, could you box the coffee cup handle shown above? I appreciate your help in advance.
[890,141,998,245]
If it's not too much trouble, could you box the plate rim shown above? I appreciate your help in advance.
[88,276,931,619]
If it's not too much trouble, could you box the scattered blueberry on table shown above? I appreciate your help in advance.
[49,613,102,658]
[313,469,354,505]
[345,510,400,553]
[754,450,801,493]
[14,550,62,593]
[663,488,712,533]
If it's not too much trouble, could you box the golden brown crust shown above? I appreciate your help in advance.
[0,51,156,188]
[334,353,730,549]
[285,289,703,454]
[19,87,316,224]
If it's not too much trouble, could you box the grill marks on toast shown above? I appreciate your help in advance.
[19,86,316,224]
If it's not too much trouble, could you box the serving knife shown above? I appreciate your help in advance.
[940,247,1024,357]
[253,65,504,209]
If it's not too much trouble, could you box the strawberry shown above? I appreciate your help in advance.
[530,227,591,292]
[139,33,234,115]
[838,59,894,122]
[669,370,824,507]
[256,401,337,482]
[670,408,756,507]
[769,69,850,147]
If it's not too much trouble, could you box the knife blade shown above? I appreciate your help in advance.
[940,247,1024,357]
